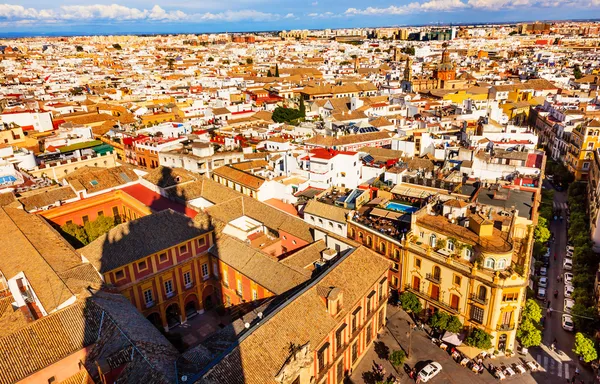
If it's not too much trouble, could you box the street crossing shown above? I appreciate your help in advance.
[535,353,573,379]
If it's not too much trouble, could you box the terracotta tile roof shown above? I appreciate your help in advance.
[18,186,77,211]
[305,131,391,148]
[281,240,327,270]
[210,235,310,294]
[80,209,212,274]
[58,370,93,384]
[213,165,266,190]
[0,208,79,312]
[200,246,390,383]
[304,199,348,223]
[0,192,17,207]
[66,166,138,193]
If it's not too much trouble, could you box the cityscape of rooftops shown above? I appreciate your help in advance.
[1,1,600,384]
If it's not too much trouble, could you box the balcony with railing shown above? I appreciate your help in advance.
[469,293,489,305]
[404,284,460,314]
[426,273,441,284]
[496,323,515,331]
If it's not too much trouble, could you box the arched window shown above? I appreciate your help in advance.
[359,232,364,239]
[379,243,386,255]
[349,228,356,238]
[447,240,455,251]
[497,258,506,270]
[394,249,400,260]
[367,236,372,247]
[430,234,437,248]
[477,285,487,301]
[465,248,473,259]
[484,258,495,269]
[433,266,441,280]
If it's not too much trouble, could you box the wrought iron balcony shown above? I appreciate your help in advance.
[470,293,489,305]
[426,273,442,284]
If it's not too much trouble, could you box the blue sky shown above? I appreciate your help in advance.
[2,0,600,35]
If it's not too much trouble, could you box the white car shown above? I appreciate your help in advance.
[564,284,574,298]
[540,267,548,276]
[564,272,574,284]
[537,288,547,300]
[563,258,573,271]
[564,298,575,314]
[539,277,548,288]
[418,362,443,383]
[562,314,574,331]
[566,245,574,253]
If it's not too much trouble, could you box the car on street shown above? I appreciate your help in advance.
[564,284,574,298]
[537,288,546,300]
[418,362,443,383]
[540,267,548,276]
[564,298,575,314]
[562,314,574,331]
[564,272,574,284]
[566,245,574,253]
[563,258,573,271]
[539,277,548,288]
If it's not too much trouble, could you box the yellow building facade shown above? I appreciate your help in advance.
[566,118,600,180]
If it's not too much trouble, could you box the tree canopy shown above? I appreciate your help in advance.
[399,291,422,314]
[272,107,304,124]
[59,216,117,248]
[465,328,493,350]
[429,311,462,333]
[573,332,598,363]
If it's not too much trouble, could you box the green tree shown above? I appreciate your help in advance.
[60,222,89,248]
[275,63,279,77]
[517,319,542,348]
[84,215,116,243]
[207,57,214,62]
[522,299,543,323]
[574,64,583,80]
[508,31,518,36]
[429,311,449,331]
[167,58,175,71]
[573,332,598,363]
[534,217,551,244]
[272,106,304,124]
[75,45,84,52]
[267,69,273,77]
[465,328,493,349]
[399,291,422,314]
[112,43,122,50]
[299,97,306,117]
[246,57,253,65]
[445,315,463,333]
[388,350,406,367]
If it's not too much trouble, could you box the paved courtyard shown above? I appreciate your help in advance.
[348,305,573,384]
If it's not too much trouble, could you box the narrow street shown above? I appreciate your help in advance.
[526,183,591,383]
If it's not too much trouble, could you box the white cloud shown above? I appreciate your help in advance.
[0,3,279,23]
[312,1,318,5]
[284,12,295,18]
[346,0,599,16]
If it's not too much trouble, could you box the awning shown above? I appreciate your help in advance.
[456,345,484,360]
[390,185,435,199]
[441,331,465,346]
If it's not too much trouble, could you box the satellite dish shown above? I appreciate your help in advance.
[181,376,188,382]
[245,322,251,329]
[257,312,263,319]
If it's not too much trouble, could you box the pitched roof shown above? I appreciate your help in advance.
[303,199,348,223]
[66,166,138,193]
[80,209,212,274]
[19,186,77,211]
[210,235,310,294]
[199,246,390,383]
[212,165,266,190]
[0,208,79,312]
[304,131,391,148]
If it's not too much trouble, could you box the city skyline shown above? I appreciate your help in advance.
[3,0,600,36]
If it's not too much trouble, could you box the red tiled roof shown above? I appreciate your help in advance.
[264,198,299,217]
[121,184,198,218]
[310,148,356,160]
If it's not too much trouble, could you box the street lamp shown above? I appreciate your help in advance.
[406,329,412,358]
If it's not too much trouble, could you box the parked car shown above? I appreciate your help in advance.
[537,288,547,300]
[564,298,575,314]
[418,362,443,383]
[539,277,548,288]
[564,272,574,284]
[566,245,574,253]
[562,314,574,331]
[563,258,573,271]
[540,267,548,276]
[564,284,574,298]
